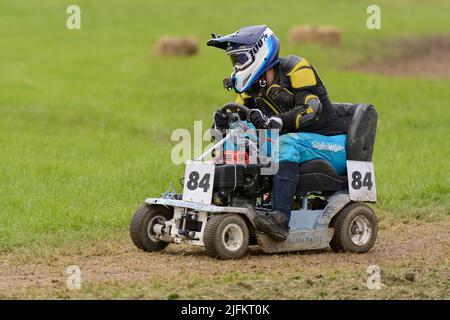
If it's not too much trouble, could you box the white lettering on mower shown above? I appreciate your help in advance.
[181,304,216,318]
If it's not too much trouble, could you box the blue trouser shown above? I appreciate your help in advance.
[273,132,347,217]
[276,132,347,175]
[223,124,347,217]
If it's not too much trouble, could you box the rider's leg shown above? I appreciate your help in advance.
[254,132,347,241]
[254,161,299,241]
[254,134,301,241]
[271,161,299,219]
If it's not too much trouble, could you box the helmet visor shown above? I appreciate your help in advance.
[228,50,253,71]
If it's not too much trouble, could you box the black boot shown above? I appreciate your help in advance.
[254,162,299,241]
[254,210,289,241]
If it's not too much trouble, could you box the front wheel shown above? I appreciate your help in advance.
[330,202,378,253]
[130,204,173,252]
[203,214,249,260]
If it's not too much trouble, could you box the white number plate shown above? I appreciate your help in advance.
[346,160,377,202]
[182,160,215,204]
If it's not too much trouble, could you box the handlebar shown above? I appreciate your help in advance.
[219,102,250,120]
[198,103,274,162]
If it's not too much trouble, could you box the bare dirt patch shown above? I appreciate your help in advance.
[355,36,450,78]
[0,217,449,299]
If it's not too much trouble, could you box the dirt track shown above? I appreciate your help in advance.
[0,217,449,299]
[355,36,450,78]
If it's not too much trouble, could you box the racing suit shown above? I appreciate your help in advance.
[236,55,348,224]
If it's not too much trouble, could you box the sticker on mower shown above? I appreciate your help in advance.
[346,160,377,202]
[182,160,215,205]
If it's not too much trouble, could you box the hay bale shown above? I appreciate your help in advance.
[289,25,341,46]
[153,36,199,56]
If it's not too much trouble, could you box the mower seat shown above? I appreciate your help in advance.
[297,103,378,194]
[297,159,347,193]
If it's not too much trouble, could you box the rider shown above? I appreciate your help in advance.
[207,25,348,241]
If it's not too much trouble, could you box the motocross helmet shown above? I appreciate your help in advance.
[207,25,280,93]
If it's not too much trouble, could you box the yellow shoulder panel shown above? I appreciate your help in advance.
[290,67,317,89]
[286,58,311,76]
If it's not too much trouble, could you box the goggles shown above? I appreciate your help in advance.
[227,49,254,72]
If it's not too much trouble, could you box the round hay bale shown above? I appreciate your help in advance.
[153,35,199,56]
[289,25,341,46]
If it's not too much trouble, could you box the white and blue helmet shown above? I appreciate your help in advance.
[207,25,280,93]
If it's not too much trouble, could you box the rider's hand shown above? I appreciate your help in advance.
[249,109,283,130]
[214,110,229,130]
[267,117,283,130]
[248,109,268,129]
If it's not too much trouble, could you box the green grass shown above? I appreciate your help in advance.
[0,0,449,250]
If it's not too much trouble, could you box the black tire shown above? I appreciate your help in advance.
[130,204,173,252]
[203,214,249,260]
[330,202,378,253]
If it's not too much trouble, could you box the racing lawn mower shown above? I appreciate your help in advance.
[130,102,378,260]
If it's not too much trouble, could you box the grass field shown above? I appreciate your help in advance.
[0,0,449,299]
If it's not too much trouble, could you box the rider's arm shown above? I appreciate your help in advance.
[277,92,322,131]
[277,59,323,131]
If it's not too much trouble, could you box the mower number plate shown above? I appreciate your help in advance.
[182,160,215,204]
[346,160,377,202]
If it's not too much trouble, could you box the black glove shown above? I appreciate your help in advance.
[248,109,268,129]
[214,110,229,130]
[249,109,283,130]
[267,116,283,130]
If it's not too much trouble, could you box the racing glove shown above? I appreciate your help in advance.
[248,109,283,130]
[213,110,229,130]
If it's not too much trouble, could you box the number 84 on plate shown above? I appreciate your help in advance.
[182,160,215,205]
[346,160,377,202]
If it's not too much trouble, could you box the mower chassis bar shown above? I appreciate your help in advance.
[145,198,249,214]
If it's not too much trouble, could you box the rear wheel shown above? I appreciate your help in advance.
[330,202,377,253]
[204,214,249,260]
[130,204,173,252]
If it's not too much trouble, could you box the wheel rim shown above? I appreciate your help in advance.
[147,215,166,242]
[221,223,244,252]
[349,215,372,246]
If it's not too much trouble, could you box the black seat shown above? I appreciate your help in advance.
[298,159,347,193]
[299,159,339,177]
[297,103,378,194]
